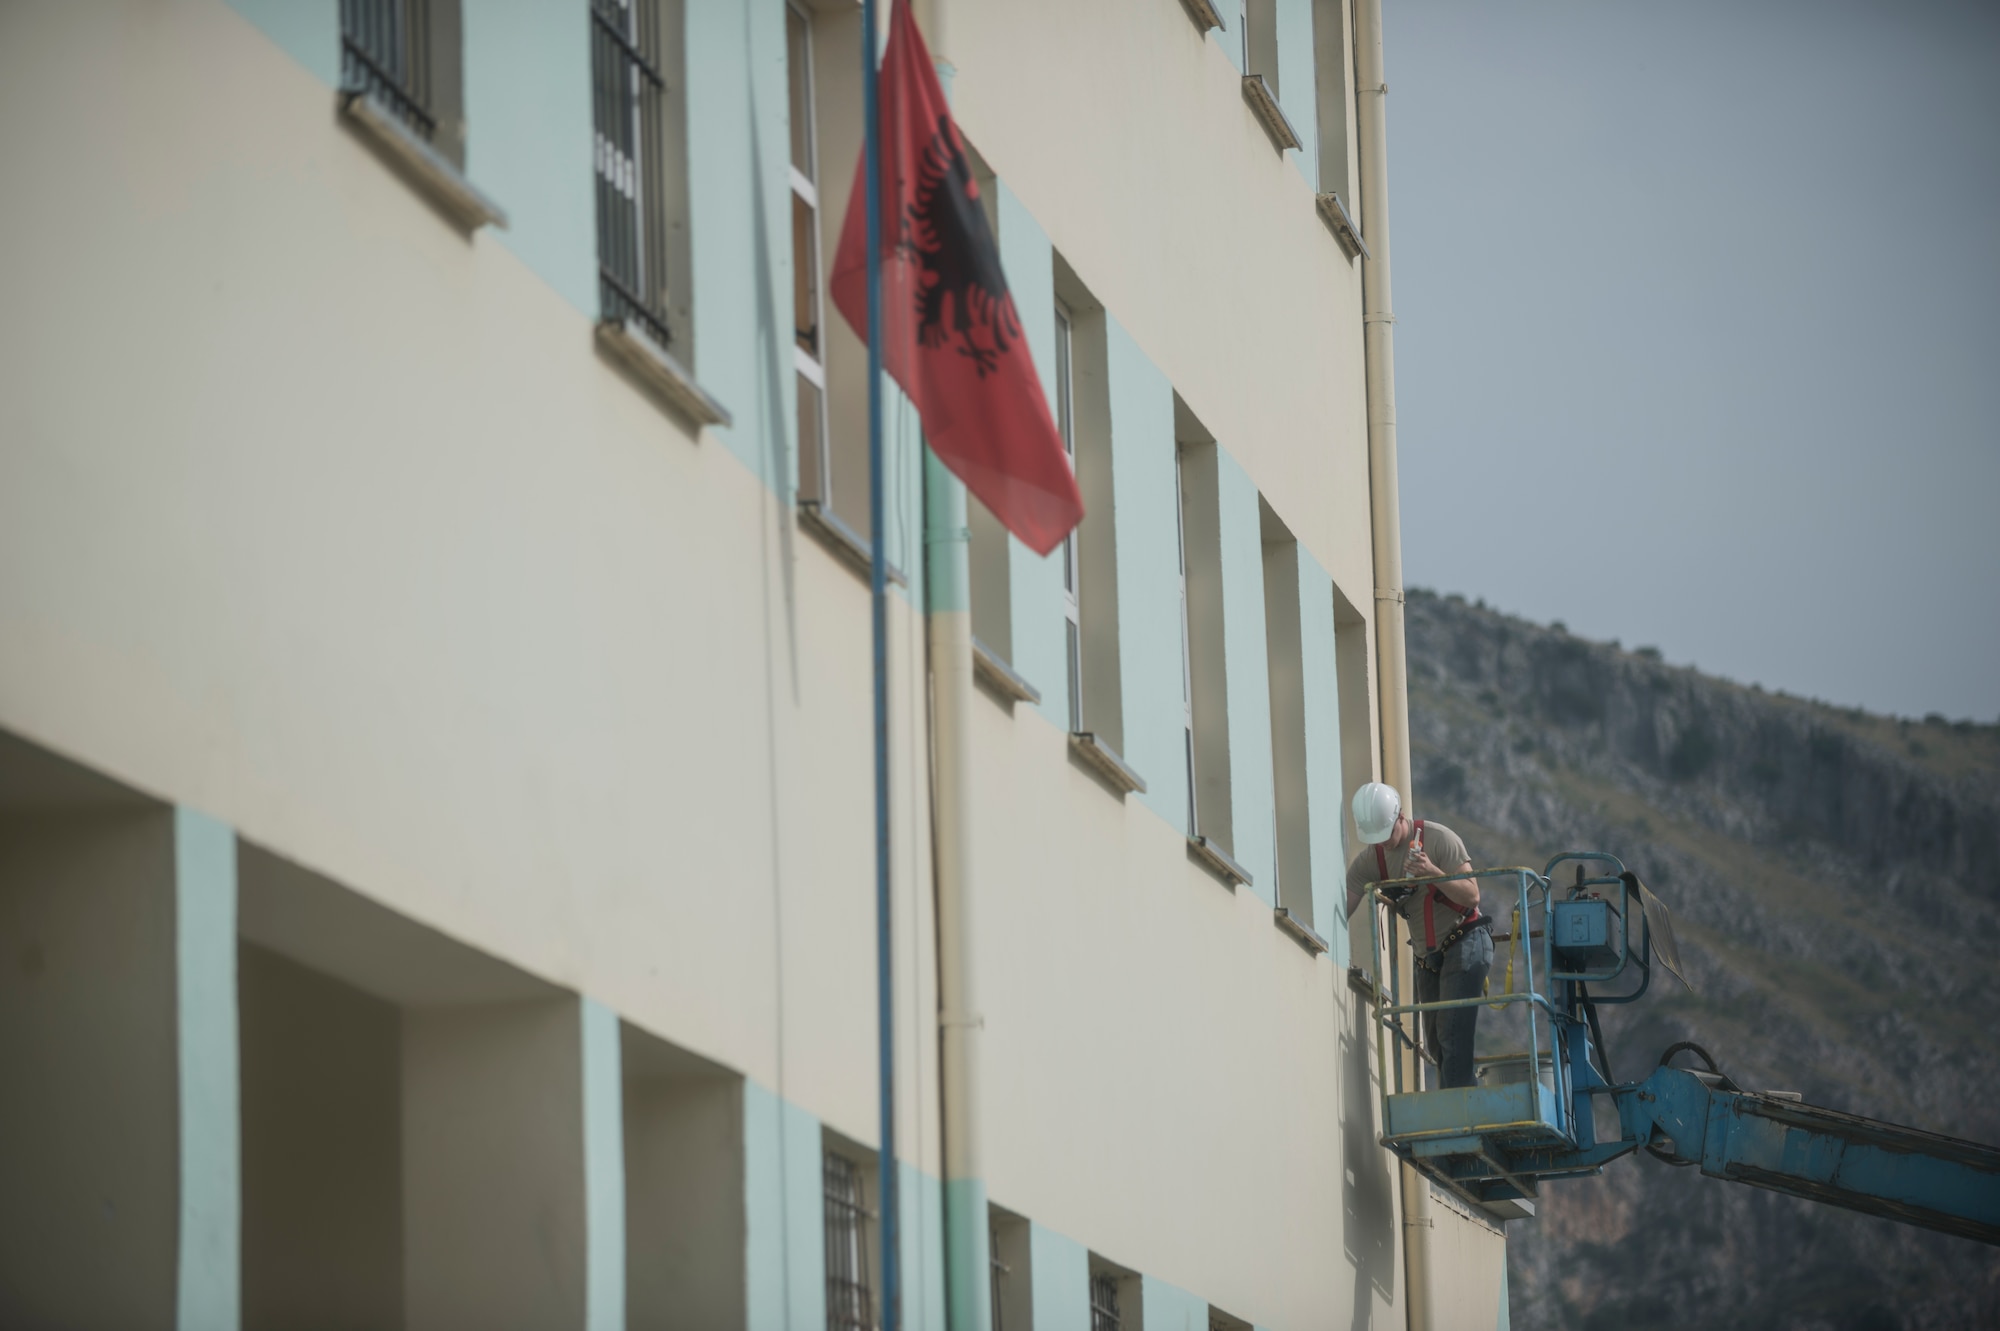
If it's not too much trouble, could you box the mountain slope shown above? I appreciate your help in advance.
[1402,589,2000,1331]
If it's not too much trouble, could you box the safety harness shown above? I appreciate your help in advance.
[1376,819,1489,973]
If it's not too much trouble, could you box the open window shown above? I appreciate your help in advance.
[1175,401,1250,887]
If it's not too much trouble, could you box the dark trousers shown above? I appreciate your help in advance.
[1415,928,1493,1089]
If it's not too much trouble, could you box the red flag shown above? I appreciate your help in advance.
[829,0,1083,558]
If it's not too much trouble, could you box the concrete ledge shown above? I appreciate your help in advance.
[1315,192,1371,262]
[1068,732,1146,797]
[1178,0,1226,35]
[339,90,507,233]
[972,639,1041,706]
[1187,833,1252,889]
[1348,964,1379,1001]
[798,501,908,588]
[595,320,733,430]
[1241,75,1301,152]
[1273,907,1329,956]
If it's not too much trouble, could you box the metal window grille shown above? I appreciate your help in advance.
[823,1154,874,1331]
[1056,302,1082,731]
[989,1236,1007,1331]
[341,0,436,139]
[1090,1273,1122,1331]
[591,0,675,347]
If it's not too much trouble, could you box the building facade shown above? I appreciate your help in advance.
[0,1,1506,1327]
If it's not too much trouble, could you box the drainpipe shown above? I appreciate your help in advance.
[1351,2,1434,1330]
[912,8,990,1327]
[924,451,990,1331]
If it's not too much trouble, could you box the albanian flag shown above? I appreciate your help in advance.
[829,0,1083,558]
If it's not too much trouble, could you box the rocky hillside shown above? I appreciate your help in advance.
[1402,589,2000,1331]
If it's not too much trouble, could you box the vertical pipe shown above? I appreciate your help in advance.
[925,455,989,1331]
[912,9,988,1327]
[1351,2,1433,1329]
[861,2,902,1327]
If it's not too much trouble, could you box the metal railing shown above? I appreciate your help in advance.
[340,0,436,139]
[823,1153,874,1331]
[590,0,675,347]
[1360,851,1656,1154]
[1362,865,1570,1135]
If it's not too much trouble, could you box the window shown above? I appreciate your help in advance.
[789,1,830,511]
[989,1220,1006,1331]
[591,0,681,348]
[340,0,464,164]
[1175,447,1199,836]
[1090,1272,1122,1331]
[823,1152,874,1331]
[1263,500,1313,930]
[1312,0,1355,200]
[1055,299,1082,732]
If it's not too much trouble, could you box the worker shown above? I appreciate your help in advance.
[1345,782,1492,1089]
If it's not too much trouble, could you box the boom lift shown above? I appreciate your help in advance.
[1358,854,2000,1243]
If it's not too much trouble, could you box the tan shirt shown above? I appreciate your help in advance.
[1344,820,1476,950]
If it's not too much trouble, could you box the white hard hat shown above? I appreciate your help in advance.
[1351,782,1402,845]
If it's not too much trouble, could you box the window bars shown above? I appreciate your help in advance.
[590,0,675,348]
[989,1228,1008,1331]
[824,1153,875,1331]
[340,0,436,139]
[1090,1272,1122,1331]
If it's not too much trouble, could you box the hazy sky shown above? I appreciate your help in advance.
[1384,0,2000,721]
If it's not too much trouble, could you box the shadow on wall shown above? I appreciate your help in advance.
[1343,989,1397,1328]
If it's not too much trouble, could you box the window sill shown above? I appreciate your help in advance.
[1274,907,1329,956]
[1241,74,1301,153]
[596,319,733,429]
[972,639,1040,706]
[1187,834,1252,889]
[798,501,909,588]
[1068,732,1146,797]
[339,89,507,233]
[1315,192,1371,262]
[1178,0,1226,34]
[1347,963,1378,1001]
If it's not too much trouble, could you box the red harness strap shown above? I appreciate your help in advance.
[1377,821,1477,951]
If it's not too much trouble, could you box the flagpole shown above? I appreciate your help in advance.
[861,2,902,1329]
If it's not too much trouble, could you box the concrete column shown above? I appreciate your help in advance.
[402,995,624,1331]
[0,805,239,1331]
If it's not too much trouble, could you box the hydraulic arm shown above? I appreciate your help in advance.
[1615,1061,2000,1245]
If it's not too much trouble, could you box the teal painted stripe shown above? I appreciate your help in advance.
[1029,1222,1091,1331]
[225,0,339,88]
[1102,314,1185,831]
[1141,1273,1211,1330]
[744,1083,826,1331]
[1215,446,1276,903]
[1218,0,1247,72]
[580,1000,626,1331]
[174,808,239,1331]
[462,2,599,318]
[943,1176,992,1331]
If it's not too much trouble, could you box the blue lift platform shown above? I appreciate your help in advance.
[1358,853,2000,1243]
